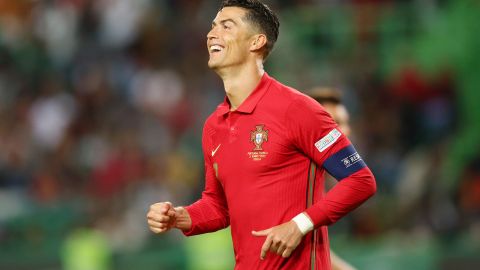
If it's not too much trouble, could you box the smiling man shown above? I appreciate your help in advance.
[147,1,376,269]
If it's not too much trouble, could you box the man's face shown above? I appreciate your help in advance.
[207,7,257,70]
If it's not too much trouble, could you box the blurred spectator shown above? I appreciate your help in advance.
[29,78,77,150]
[458,157,480,225]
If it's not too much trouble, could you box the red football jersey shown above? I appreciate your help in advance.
[184,73,376,270]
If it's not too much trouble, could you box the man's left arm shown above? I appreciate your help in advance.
[252,97,376,259]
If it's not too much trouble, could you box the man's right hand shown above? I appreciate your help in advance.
[147,202,192,233]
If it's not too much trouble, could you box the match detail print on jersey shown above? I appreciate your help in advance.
[314,128,341,152]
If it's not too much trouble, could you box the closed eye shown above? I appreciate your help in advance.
[222,21,234,30]
[211,19,236,30]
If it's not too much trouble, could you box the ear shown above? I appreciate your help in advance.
[249,34,267,52]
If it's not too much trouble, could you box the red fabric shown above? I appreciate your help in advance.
[185,73,376,269]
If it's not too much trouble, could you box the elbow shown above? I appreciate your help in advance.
[356,166,377,199]
[369,178,377,198]
[367,172,377,198]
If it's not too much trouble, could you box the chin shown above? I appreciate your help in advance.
[208,60,221,69]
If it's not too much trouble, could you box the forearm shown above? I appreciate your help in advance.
[183,198,230,236]
[305,167,376,227]
[172,207,192,231]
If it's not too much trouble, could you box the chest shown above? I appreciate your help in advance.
[209,113,299,185]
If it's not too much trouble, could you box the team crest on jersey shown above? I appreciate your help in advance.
[250,124,268,151]
[248,124,269,161]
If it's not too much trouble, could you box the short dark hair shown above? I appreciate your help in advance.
[220,0,279,59]
[309,87,343,105]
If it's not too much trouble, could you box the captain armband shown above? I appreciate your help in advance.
[322,144,367,180]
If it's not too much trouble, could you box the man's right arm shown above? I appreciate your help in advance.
[147,123,230,235]
[181,149,230,235]
[147,202,192,233]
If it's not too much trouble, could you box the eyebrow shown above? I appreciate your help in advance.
[211,18,237,27]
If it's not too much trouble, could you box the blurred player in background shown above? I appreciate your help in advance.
[309,87,357,270]
[309,88,351,138]
[147,1,376,269]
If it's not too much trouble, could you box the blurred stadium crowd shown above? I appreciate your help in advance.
[0,0,479,269]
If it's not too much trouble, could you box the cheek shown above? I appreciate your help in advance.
[230,42,250,57]
[223,35,250,59]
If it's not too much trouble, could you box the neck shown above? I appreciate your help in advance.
[217,59,264,111]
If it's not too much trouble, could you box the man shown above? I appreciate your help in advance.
[309,88,351,138]
[309,87,357,270]
[147,1,376,269]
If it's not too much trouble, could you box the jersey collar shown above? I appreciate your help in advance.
[216,72,272,117]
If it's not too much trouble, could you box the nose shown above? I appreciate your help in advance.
[207,27,218,40]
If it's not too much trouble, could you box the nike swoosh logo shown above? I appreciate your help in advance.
[211,144,221,157]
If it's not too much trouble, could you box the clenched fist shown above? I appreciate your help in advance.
[146,202,192,233]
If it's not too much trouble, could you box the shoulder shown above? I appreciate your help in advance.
[267,79,335,129]
[201,112,218,150]
[203,111,217,135]
[267,77,326,114]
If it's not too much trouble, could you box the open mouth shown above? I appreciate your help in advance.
[209,44,224,53]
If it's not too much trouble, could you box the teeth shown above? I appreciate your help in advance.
[210,45,223,52]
